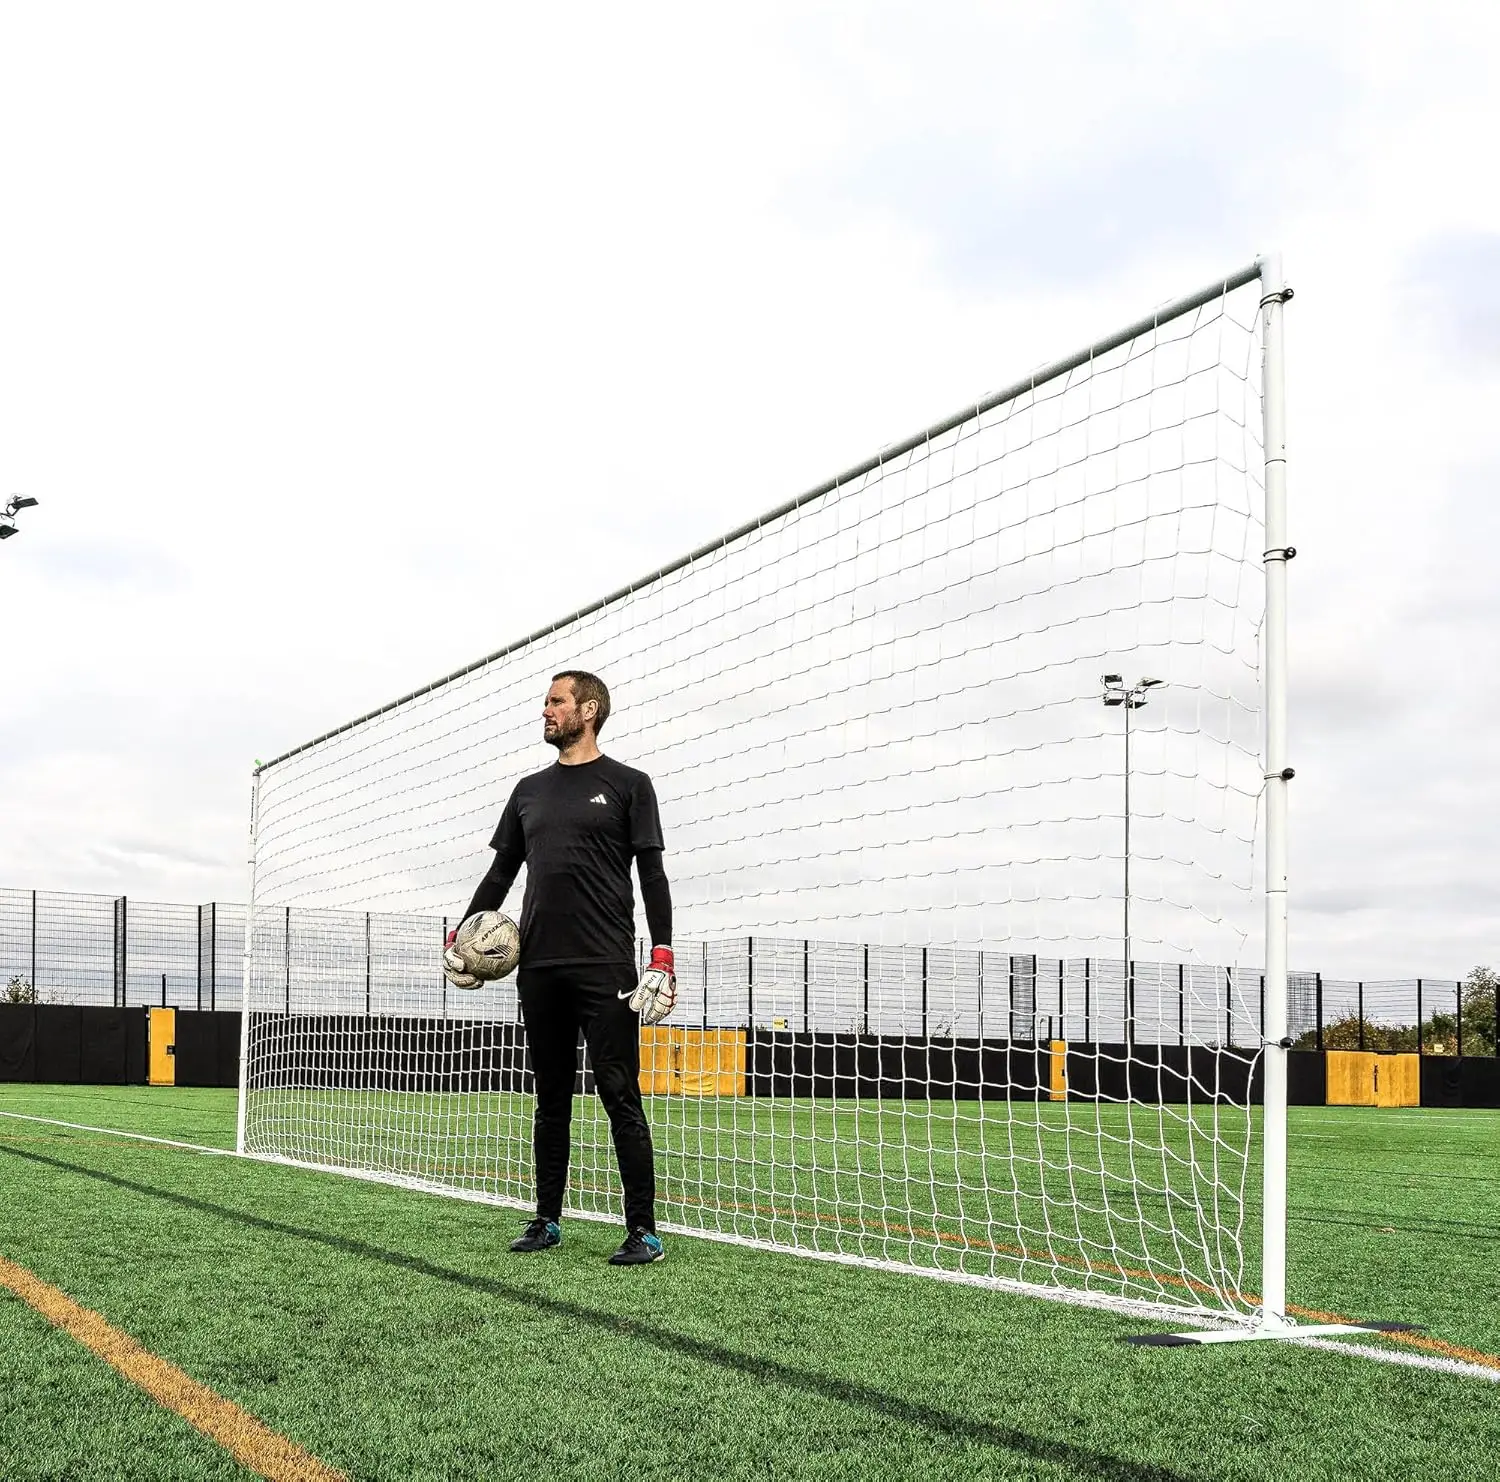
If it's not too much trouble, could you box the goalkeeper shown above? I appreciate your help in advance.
[450,670,675,1266]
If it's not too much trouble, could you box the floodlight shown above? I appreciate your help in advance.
[0,525,14,540]
[10,496,38,511]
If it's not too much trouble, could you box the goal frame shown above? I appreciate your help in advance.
[238,254,1308,1341]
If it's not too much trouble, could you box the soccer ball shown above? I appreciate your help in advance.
[454,911,521,981]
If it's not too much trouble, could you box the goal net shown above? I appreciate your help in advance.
[241,262,1284,1326]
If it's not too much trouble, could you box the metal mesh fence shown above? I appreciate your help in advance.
[0,889,246,1011]
[1,885,1491,1051]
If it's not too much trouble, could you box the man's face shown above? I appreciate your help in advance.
[542,680,592,748]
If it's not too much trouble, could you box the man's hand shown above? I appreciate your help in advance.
[623,946,676,1026]
[443,926,481,990]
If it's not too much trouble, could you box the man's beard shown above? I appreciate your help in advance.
[544,714,587,750]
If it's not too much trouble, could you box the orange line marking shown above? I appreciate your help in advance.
[183,1117,1500,1375]
[0,1254,347,1482]
[650,1184,1500,1370]
[399,1149,1500,1371]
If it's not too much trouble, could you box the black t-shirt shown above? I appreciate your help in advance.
[489,755,664,967]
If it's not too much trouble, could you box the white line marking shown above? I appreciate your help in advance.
[1302,1339,1500,1383]
[0,1110,235,1156]
[5,1109,1496,1382]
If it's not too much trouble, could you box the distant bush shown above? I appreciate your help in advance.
[1462,966,1498,1056]
[1293,1014,1417,1052]
[4,974,38,1003]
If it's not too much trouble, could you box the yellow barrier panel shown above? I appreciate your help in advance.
[1377,1053,1420,1108]
[639,1027,746,1096]
[1326,1050,1420,1107]
[1325,1051,1377,1106]
[1048,1040,1068,1101]
[148,1008,176,1087]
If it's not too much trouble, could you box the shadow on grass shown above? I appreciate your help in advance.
[0,1142,1198,1482]
[1289,1207,1500,1242]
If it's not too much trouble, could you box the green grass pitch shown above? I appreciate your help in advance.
[2,1085,1498,1481]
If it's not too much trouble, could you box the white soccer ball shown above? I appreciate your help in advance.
[454,911,521,982]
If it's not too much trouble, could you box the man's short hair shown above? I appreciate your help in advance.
[553,670,611,734]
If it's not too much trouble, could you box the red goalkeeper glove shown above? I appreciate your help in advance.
[624,946,676,1025]
[442,925,480,990]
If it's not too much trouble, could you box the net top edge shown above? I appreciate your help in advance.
[255,258,1268,774]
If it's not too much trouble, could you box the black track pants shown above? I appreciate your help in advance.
[517,962,656,1232]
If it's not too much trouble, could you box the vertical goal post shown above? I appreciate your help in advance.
[233,254,1392,1345]
[1258,253,1294,1334]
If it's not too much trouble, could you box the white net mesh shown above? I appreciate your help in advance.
[243,270,1271,1319]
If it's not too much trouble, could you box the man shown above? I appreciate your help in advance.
[452,670,676,1265]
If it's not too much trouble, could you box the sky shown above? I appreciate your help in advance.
[1,0,1497,981]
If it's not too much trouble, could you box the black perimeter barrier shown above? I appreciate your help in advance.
[2,1009,1498,1106]
[0,1005,148,1085]
[170,1010,242,1088]
[188,1017,1267,1103]
[745,1035,1265,1105]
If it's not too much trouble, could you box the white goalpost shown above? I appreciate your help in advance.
[236,256,1353,1338]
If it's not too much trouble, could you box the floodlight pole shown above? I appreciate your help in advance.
[1102,675,1163,1045]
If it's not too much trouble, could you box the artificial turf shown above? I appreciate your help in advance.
[1,1086,1498,1481]
[245,1086,1265,1316]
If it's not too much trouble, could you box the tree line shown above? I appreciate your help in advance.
[1292,965,1497,1055]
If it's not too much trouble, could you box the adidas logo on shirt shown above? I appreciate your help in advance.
[589,794,609,805]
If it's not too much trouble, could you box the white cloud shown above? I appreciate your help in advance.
[1401,233,1500,368]
[1,1,1498,979]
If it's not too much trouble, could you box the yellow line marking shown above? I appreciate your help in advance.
[0,1254,347,1482]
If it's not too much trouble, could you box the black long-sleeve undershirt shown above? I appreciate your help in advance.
[464,846,672,950]
[635,847,673,949]
[463,850,520,924]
